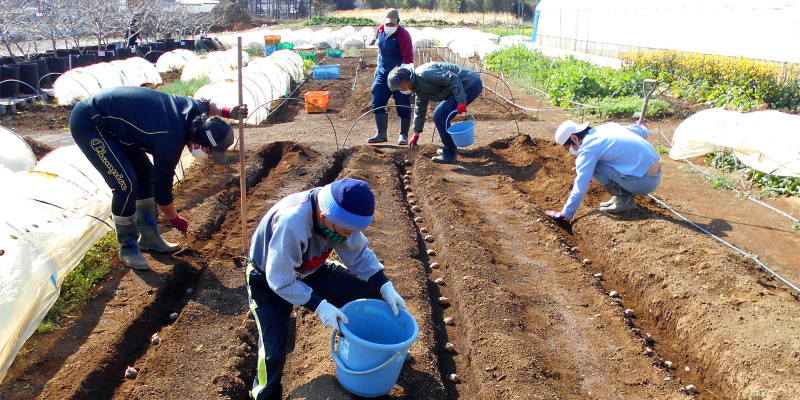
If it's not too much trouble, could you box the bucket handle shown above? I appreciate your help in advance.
[330,331,404,376]
[446,110,475,128]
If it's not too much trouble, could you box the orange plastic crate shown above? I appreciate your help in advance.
[263,35,281,45]
[304,91,329,113]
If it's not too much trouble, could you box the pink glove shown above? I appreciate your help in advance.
[408,134,420,149]
[168,215,188,233]
[546,210,566,221]
[456,103,467,114]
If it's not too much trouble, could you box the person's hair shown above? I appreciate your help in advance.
[567,126,591,144]
[387,66,412,92]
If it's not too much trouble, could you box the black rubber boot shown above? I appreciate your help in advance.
[367,113,388,143]
[136,198,180,253]
[397,117,411,145]
[114,215,149,270]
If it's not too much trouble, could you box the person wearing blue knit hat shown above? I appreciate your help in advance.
[245,178,407,400]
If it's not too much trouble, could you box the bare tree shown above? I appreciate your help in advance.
[59,0,92,53]
[79,0,129,50]
[36,0,68,51]
[0,0,36,59]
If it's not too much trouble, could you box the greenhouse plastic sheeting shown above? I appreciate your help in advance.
[156,49,199,73]
[0,147,113,383]
[535,0,800,63]
[53,57,161,105]
[669,109,800,178]
[0,127,36,173]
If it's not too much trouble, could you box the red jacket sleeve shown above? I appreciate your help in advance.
[397,27,413,64]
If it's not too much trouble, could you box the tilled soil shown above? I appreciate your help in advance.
[3,55,800,400]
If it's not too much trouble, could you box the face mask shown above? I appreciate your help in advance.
[569,146,579,156]
[400,89,412,95]
[384,25,397,36]
[320,224,348,242]
[188,142,208,159]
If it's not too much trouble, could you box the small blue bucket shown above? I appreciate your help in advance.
[446,110,476,147]
[330,299,419,397]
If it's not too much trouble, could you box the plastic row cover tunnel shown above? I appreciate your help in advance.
[180,49,251,82]
[156,49,200,74]
[0,135,112,383]
[193,50,304,125]
[53,57,162,105]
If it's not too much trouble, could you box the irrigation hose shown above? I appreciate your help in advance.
[647,193,800,295]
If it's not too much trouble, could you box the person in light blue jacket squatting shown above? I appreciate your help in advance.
[245,178,407,400]
[546,120,661,221]
[387,62,483,163]
[367,8,414,145]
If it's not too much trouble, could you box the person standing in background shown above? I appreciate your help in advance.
[367,8,414,145]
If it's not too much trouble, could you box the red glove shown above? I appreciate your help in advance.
[408,134,420,149]
[456,103,467,114]
[168,215,189,233]
[546,210,567,221]
[221,105,248,120]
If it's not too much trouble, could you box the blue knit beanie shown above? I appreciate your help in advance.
[319,178,375,231]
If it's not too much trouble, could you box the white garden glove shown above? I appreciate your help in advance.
[315,300,348,331]
[380,282,407,316]
[401,63,414,72]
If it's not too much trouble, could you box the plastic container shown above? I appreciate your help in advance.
[304,91,329,113]
[299,52,316,62]
[277,42,293,50]
[330,299,418,397]
[263,35,281,45]
[312,65,339,80]
[326,48,342,58]
[264,45,277,56]
[446,110,476,147]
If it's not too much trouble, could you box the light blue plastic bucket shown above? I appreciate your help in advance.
[446,110,476,147]
[330,299,419,397]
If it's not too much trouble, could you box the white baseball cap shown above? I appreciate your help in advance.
[554,120,590,145]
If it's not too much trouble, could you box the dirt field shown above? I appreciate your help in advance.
[2,53,800,400]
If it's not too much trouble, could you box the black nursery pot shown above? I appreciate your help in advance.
[0,65,20,97]
[35,59,53,88]
[15,62,40,94]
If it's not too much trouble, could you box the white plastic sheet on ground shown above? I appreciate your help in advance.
[156,49,200,73]
[669,108,800,178]
[0,145,113,383]
[53,57,161,105]
[0,127,36,173]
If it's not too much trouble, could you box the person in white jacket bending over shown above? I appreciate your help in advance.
[245,178,407,400]
[546,120,662,222]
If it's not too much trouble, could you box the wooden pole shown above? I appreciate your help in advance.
[238,37,248,255]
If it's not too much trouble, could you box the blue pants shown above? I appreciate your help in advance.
[246,262,382,400]
[70,101,153,217]
[433,78,483,159]
[593,162,662,196]
[371,70,411,118]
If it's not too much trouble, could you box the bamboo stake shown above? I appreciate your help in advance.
[238,37,248,255]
